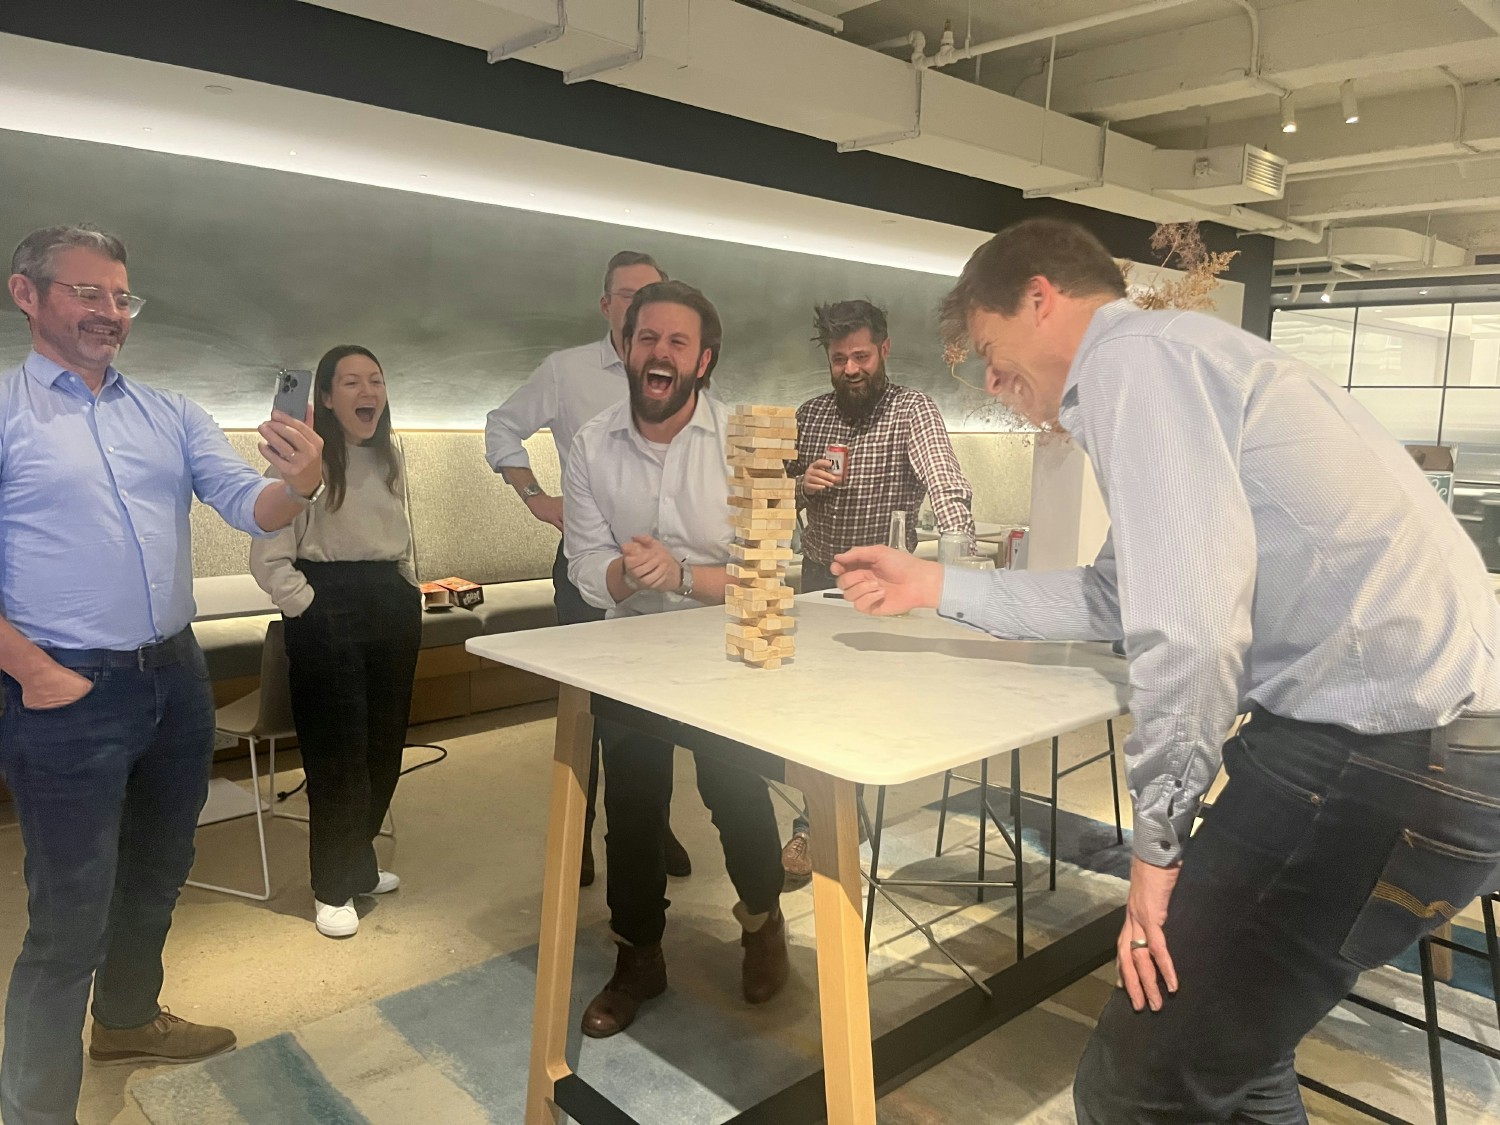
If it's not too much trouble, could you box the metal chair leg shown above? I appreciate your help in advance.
[1419,938,1449,1125]
[1012,746,1025,962]
[1107,719,1124,845]
[863,785,887,956]
[187,735,272,901]
[1484,894,1500,1030]
[977,759,988,905]
[1048,736,1059,892]
[935,770,953,858]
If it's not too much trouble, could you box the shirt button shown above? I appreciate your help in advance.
[121,490,129,498]
[107,446,115,453]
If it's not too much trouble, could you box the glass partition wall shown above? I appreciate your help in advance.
[1271,301,1500,570]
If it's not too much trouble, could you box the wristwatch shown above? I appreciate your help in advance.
[676,559,694,598]
[288,481,326,505]
[519,482,544,501]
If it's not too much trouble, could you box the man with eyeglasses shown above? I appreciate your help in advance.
[0,224,325,1125]
[486,250,692,887]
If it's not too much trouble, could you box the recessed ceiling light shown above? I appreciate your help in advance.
[204,84,233,95]
[142,127,152,133]
[418,174,428,179]
[1420,289,1429,295]
[288,150,297,156]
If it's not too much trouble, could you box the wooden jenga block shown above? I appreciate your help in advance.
[728,456,792,473]
[730,544,793,562]
[730,479,796,497]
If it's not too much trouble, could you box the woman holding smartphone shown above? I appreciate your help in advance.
[251,345,422,937]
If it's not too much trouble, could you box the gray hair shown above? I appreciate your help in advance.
[11,225,128,285]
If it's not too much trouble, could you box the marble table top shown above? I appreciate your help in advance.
[467,594,1130,786]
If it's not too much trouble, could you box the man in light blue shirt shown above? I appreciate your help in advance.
[486,250,692,887]
[835,218,1500,1123]
[0,225,325,1125]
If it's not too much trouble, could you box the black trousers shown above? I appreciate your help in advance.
[601,720,783,946]
[283,561,422,905]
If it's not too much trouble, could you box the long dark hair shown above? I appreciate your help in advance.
[313,344,401,512]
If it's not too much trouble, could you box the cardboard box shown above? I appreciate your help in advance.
[420,577,484,611]
[1406,445,1454,472]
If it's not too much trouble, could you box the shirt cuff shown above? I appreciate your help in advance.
[1130,803,1193,866]
[280,584,316,618]
[489,451,532,472]
[936,565,992,627]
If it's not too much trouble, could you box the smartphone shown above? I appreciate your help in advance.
[822,590,844,599]
[272,369,312,420]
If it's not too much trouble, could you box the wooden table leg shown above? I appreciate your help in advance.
[788,763,877,1125]
[1431,921,1454,982]
[525,684,593,1125]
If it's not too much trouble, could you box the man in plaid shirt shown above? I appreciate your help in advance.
[780,299,976,878]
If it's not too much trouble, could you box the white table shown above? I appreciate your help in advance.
[468,595,1130,1125]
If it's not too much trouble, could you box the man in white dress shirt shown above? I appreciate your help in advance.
[565,280,788,1038]
[485,250,691,886]
[834,217,1500,1123]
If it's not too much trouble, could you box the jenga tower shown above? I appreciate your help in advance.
[725,406,798,669]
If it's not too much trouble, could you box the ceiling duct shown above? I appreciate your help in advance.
[1154,144,1287,207]
[1275,227,1468,271]
[300,0,1323,241]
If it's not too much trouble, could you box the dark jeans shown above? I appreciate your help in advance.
[0,631,216,1125]
[601,720,782,945]
[1075,709,1500,1125]
[552,541,613,845]
[284,561,421,905]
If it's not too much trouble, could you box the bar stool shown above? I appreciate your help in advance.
[857,748,1028,998]
[935,719,1124,893]
[1298,892,1500,1125]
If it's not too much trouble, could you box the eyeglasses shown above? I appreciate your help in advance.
[49,281,146,319]
[605,288,641,303]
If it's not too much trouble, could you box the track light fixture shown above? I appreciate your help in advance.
[1320,283,1336,304]
[1340,80,1359,125]
[1280,92,1298,134]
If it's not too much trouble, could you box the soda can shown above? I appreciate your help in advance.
[826,443,848,483]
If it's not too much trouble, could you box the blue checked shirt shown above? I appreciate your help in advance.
[0,352,274,650]
[939,301,1500,865]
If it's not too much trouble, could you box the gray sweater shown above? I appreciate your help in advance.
[250,444,417,617]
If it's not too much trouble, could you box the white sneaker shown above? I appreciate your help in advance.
[315,899,359,938]
[371,870,400,895]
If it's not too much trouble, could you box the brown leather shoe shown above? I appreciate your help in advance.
[781,831,811,882]
[581,942,668,1038]
[664,825,692,878]
[580,839,595,887]
[89,1008,236,1066]
[741,905,790,1005]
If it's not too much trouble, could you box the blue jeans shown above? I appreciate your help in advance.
[1074,710,1500,1124]
[0,632,217,1125]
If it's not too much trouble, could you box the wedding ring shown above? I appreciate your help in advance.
[1129,939,1150,950]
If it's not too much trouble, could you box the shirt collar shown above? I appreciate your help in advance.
[1060,299,1135,417]
[22,350,122,394]
[607,387,717,439]
[600,333,625,373]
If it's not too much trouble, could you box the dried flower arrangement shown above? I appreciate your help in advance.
[949,221,1237,429]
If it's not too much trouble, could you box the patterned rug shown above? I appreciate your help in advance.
[134,794,1500,1123]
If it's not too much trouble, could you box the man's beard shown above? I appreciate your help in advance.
[628,357,699,425]
[832,361,889,422]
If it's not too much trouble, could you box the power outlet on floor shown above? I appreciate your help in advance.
[214,731,240,751]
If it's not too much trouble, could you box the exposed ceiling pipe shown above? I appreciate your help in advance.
[1438,67,1482,154]
[870,0,1208,71]
[1287,149,1500,184]
[1272,263,1500,287]
[1222,0,1288,97]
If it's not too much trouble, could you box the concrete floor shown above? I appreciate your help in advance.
[0,703,1486,1123]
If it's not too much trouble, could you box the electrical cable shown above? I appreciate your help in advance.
[273,742,448,804]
